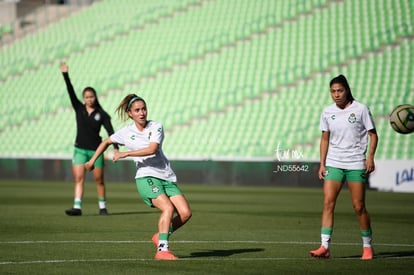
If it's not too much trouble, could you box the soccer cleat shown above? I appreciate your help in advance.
[99,208,109,216]
[310,246,330,258]
[361,247,373,260]
[155,251,179,260]
[151,233,158,247]
[65,208,82,216]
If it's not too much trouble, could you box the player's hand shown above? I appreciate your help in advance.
[365,158,375,174]
[60,62,68,73]
[318,165,327,180]
[112,150,124,162]
[84,161,94,171]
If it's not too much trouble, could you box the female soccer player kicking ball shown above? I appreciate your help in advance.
[310,75,378,260]
[85,94,192,260]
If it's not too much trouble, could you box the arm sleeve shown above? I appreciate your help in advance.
[362,106,376,131]
[110,127,125,147]
[102,112,119,150]
[319,111,329,132]
[150,123,164,144]
[62,72,82,109]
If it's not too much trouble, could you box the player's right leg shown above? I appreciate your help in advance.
[90,151,108,215]
[347,173,373,260]
[92,167,108,215]
[151,194,178,260]
[310,167,344,258]
[65,148,87,216]
[135,177,179,260]
[65,164,85,216]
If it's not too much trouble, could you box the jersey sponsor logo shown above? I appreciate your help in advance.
[130,135,136,140]
[330,115,336,120]
[148,132,152,140]
[348,113,357,123]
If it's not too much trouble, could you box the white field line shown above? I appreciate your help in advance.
[1,240,414,247]
[1,240,414,265]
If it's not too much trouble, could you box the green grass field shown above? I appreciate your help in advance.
[1,180,414,274]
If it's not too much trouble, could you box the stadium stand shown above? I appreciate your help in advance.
[0,0,413,160]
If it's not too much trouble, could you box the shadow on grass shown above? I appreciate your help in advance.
[92,211,154,216]
[185,248,265,258]
[341,250,414,259]
[374,250,414,259]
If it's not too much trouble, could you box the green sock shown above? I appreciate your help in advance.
[74,199,82,209]
[360,229,372,237]
[159,233,169,241]
[361,229,373,248]
[321,227,333,235]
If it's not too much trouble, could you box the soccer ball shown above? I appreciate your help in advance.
[389,104,414,134]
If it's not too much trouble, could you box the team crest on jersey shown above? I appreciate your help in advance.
[94,113,101,121]
[348,113,357,123]
[152,186,159,193]
[130,135,136,140]
[330,115,336,120]
[148,132,152,140]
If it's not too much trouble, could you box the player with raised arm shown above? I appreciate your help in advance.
[60,62,118,216]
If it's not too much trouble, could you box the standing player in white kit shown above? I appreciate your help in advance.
[310,75,378,260]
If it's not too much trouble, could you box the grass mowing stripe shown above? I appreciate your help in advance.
[2,240,414,247]
[3,255,414,266]
[1,180,414,274]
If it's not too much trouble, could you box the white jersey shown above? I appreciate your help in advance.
[319,101,376,170]
[110,120,177,182]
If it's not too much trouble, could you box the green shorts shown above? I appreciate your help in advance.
[135,177,183,207]
[324,166,368,183]
[73,147,104,168]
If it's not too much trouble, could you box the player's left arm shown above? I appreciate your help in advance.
[363,106,378,174]
[85,137,113,170]
[366,129,378,174]
[113,142,159,162]
[102,113,119,151]
[114,123,163,161]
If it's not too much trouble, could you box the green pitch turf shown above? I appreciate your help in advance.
[1,180,414,274]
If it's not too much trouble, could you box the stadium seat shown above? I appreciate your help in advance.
[0,0,413,160]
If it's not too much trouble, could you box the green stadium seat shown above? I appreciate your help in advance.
[0,0,413,160]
